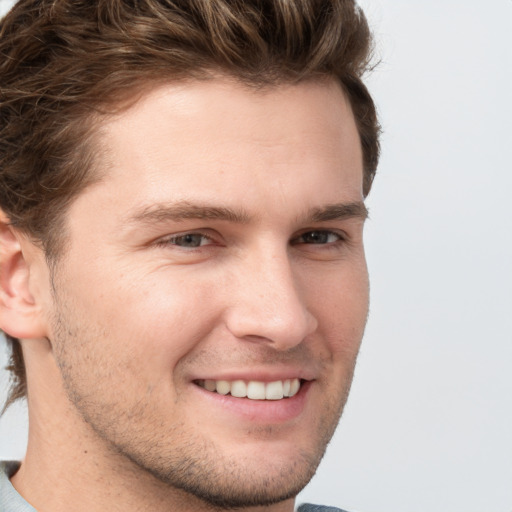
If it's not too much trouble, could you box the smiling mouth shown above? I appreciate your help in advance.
[195,378,303,400]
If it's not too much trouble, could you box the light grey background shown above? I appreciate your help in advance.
[1,1,511,511]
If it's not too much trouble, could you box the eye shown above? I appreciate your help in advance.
[293,230,343,245]
[162,233,214,248]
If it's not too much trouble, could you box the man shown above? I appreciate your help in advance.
[0,0,380,511]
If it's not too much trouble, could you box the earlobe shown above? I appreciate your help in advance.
[0,211,47,339]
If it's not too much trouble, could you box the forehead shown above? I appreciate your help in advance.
[103,77,358,140]
[68,77,363,237]
[102,77,360,151]
[99,78,360,186]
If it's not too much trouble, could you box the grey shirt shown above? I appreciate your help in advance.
[1,461,347,512]
[0,462,36,511]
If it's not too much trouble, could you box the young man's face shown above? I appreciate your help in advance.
[43,78,369,507]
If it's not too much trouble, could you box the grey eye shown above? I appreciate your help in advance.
[171,234,209,247]
[299,231,340,244]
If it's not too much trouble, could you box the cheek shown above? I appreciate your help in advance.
[97,270,222,371]
[309,264,369,357]
[55,261,221,374]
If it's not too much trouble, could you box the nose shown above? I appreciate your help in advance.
[224,248,318,350]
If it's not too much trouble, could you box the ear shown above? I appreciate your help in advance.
[0,211,48,339]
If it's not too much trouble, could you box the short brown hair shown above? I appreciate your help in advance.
[0,0,380,409]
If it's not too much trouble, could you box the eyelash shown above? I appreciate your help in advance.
[291,230,345,246]
[156,229,346,250]
[156,231,216,249]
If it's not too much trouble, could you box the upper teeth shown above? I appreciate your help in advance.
[198,378,301,400]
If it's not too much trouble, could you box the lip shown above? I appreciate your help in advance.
[188,365,318,383]
[191,379,313,424]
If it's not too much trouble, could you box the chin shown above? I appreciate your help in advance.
[157,449,320,509]
[120,429,326,509]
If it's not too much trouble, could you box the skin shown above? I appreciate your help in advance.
[1,77,369,512]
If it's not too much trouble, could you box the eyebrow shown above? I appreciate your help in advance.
[127,201,251,225]
[126,200,368,226]
[307,202,369,223]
